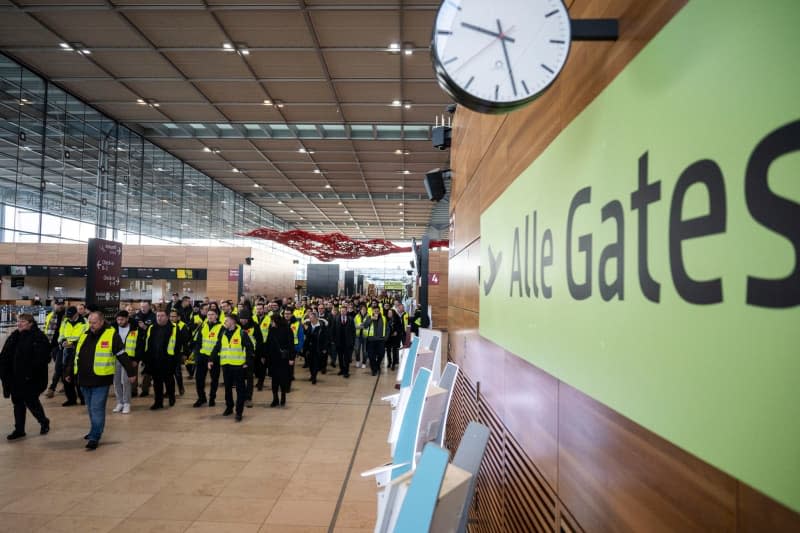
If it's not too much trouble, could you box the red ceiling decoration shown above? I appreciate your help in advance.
[239,228,448,262]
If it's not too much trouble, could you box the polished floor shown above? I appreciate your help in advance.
[0,359,399,533]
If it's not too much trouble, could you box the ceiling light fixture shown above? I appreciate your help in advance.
[397,185,404,190]
[298,148,306,153]
[274,100,285,108]
[253,183,260,188]
[398,202,403,206]
[313,169,321,174]
[391,100,402,107]
[324,184,331,189]
[403,42,414,56]
[222,42,234,51]
[388,42,401,53]
[404,102,412,109]
[59,43,72,50]
[263,99,272,106]
[203,147,211,153]
[232,167,239,173]
[402,170,411,175]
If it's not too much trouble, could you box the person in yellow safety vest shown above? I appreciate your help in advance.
[111,310,138,415]
[169,309,192,397]
[219,300,238,323]
[141,310,184,410]
[58,306,87,406]
[362,307,388,376]
[65,311,136,450]
[353,305,369,369]
[396,303,411,347]
[44,298,66,398]
[192,309,223,408]
[236,310,263,409]
[293,305,305,320]
[194,303,208,328]
[209,316,254,422]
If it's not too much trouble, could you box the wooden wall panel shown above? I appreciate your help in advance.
[558,383,737,533]
[451,173,481,254]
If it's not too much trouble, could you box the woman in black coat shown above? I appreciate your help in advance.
[384,308,403,371]
[265,314,295,407]
[0,313,51,440]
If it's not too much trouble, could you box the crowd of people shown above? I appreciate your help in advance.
[0,292,422,450]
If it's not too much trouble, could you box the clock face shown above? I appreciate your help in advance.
[432,0,571,113]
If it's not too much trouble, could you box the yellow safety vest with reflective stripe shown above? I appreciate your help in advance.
[146,324,177,356]
[74,328,116,376]
[220,326,246,366]
[354,313,367,337]
[193,314,204,328]
[59,319,87,344]
[124,328,138,358]
[398,311,409,330]
[45,311,55,335]
[199,322,223,355]
[294,307,305,319]
[366,317,385,340]
[258,313,271,342]
[289,321,300,345]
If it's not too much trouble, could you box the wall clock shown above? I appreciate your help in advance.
[432,0,617,114]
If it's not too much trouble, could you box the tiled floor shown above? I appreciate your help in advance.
[0,358,401,533]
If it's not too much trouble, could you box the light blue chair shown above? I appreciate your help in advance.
[392,443,450,533]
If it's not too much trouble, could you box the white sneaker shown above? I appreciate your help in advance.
[122,403,131,414]
[112,403,123,413]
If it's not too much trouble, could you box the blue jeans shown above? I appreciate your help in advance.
[81,385,110,441]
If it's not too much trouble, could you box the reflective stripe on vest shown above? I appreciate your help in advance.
[355,313,367,337]
[200,322,223,355]
[220,327,246,366]
[146,324,177,356]
[75,328,116,376]
[124,329,138,357]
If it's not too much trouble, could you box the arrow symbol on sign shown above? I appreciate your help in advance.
[484,246,502,296]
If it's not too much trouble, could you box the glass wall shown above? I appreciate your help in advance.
[0,53,288,246]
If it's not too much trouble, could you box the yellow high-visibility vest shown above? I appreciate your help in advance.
[199,322,223,355]
[354,313,367,337]
[59,319,87,344]
[146,324,177,356]
[220,326,246,366]
[75,328,116,376]
[124,328,138,358]
[259,313,271,342]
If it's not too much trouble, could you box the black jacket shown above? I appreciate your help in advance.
[0,326,51,397]
[362,316,388,342]
[265,323,294,372]
[141,322,184,375]
[303,320,329,358]
[385,314,404,348]
[332,314,356,350]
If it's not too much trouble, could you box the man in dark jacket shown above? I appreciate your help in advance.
[302,311,329,385]
[0,314,51,440]
[65,311,136,450]
[132,300,156,397]
[141,310,184,410]
[331,307,355,379]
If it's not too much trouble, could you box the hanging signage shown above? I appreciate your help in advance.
[480,2,799,512]
[228,269,239,281]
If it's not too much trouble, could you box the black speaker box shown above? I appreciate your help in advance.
[424,169,446,202]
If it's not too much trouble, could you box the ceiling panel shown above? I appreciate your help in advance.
[324,51,400,78]
[123,80,205,103]
[335,81,400,104]
[165,51,253,78]
[35,11,148,47]
[247,51,325,79]
[9,51,109,78]
[0,13,60,46]
[124,11,227,47]
[215,11,314,47]
[212,105,283,121]
[280,105,343,123]
[58,80,138,103]
[265,81,337,104]
[156,103,227,121]
[195,81,266,104]
[311,11,399,48]
[92,51,181,78]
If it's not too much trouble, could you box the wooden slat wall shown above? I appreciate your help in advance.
[428,250,448,329]
[446,0,800,531]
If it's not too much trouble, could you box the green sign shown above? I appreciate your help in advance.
[480,1,800,512]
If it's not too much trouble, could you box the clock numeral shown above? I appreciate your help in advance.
[446,0,462,11]
[464,76,475,90]
[549,39,565,44]
[437,30,453,35]
[495,84,500,100]
[521,80,530,95]
[443,57,458,66]
[541,64,555,74]
[545,9,559,18]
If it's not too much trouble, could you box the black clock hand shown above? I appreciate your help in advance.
[460,21,516,43]
[497,19,517,97]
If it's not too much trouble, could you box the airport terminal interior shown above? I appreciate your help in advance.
[0,1,797,532]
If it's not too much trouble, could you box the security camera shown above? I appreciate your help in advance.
[245,257,254,265]
[446,103,457,114]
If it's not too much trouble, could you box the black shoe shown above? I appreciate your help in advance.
[208,399,216,407]
[193,399,206,408]
[331,363,336,368]
[140,392,149,398]
[178,387,185,396]
[372,371,377,376]
[343,374,350,378]
[79,399,85,405]
[62,400,77,407]
[311,377,317,385]
[302,365,308,369]
[321,368,327,374]
[85,440,98,450]
[280,394,286,406]
[6,431,25,441]
[84,433,90,440]
[168,397,176,407]
[270,400,278,408]
[336,371,343,376]
[149,403,163,410]
[223,407,233,416]
[131,390,138,398]
[40,420,50,435]
[235,414,242,422]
